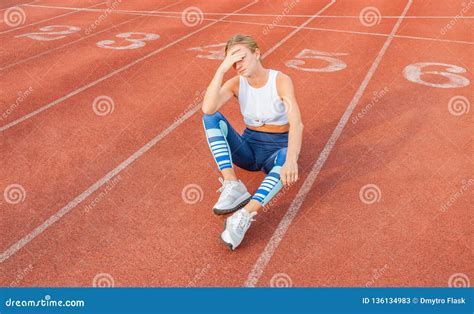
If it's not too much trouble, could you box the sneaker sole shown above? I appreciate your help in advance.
[213,195,251,215]
[220,220,235,251]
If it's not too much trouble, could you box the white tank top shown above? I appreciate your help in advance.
[238,69,288,127]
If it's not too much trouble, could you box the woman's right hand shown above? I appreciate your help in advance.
[218,47,246,74]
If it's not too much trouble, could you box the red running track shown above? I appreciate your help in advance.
[0,0,472,288]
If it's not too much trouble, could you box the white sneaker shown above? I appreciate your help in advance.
[213,177,251,215]
[221,208,257,250]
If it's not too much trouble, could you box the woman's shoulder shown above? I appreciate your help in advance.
[228,75,241,97]
[275,70,293,88]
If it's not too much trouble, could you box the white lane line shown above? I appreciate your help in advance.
[0,0,336,264]
[0,0,258,133]
[263,0,335,58]
[19,3,474,45]
[244,0,414,287]
[22,4,474,19]
[301,25,474,45]
[0,0,261,264]
[0,0,184,72]
[0,1,38,12]
[0,2,106,35]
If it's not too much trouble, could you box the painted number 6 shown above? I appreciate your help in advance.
[403,62,470,88]
[97,32,160,50]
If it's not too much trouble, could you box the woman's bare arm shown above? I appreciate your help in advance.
[202,47,244,115]
[277,72,304,185]
[202,73,238,115]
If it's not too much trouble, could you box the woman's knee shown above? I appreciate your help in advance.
[275,147,287,166]
[202,111,224,124]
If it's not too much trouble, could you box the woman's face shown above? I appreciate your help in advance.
[229,44,260,77]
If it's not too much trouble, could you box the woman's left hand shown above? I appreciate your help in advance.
[280,160,299,186]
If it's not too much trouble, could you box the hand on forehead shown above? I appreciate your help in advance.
[229,45,245,54]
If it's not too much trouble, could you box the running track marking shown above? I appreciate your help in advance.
[0,0,259,133]
[0,0,38,12]
[18,3,474,46]
[22,3,474,19]
[0,1,38,12]
[0,0,336,264]
[136,13,473,46]
[0,2,106,35]
[244,0,414,287]
[0,0,184,71]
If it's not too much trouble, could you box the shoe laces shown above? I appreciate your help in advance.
[232,210,256,235]
[216,177,236,198]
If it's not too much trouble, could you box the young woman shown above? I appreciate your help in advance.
[202,34,304,250]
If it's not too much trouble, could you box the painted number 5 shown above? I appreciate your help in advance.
[97,32,160,50]
[285,49,349,72]
[403,62,470,88]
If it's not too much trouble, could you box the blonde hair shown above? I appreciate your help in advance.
[224,34,260,56]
